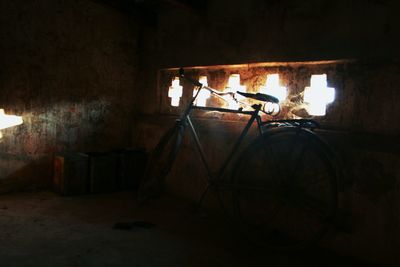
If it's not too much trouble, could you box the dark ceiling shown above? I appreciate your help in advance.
[94,0,207,23]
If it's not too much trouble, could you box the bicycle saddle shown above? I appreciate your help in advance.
[236,91,279,103]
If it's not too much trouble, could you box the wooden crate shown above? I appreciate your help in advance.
[53,152,89,196]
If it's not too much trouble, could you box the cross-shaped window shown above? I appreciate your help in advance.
[304,74,335,116]
[224,74,246,110]
[259,74,287,102]
[168,77,183,107]
[193,76,211,107]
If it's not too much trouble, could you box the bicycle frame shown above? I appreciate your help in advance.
[187,106,263,180]
[146,71,339,248]
[176,71,320,205]
[174,79,270,205]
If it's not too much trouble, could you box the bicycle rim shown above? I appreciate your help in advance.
[138,123,184,201]
[231,127,338,249]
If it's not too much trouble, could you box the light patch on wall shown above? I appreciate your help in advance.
[259,74,287,102]
[193,76,211,107]
[304,74,335,116]
[0,109,23,138]
[168,77,183,107]
[224,74,246,110]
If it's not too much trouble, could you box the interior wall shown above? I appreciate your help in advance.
[135,0,400,114]
[0,0,398,263]
[0,0,139,190]
[133,0,400,264]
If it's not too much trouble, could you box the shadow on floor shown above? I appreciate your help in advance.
[0,191,367,267]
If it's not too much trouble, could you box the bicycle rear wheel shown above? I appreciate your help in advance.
[138,121,185,201]
[231,127,338,249]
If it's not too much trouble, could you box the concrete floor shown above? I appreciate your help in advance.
[0,191,363,267]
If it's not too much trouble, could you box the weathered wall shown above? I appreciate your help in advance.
[133,0,400,264]
[0,0,398,263]
[0,0,139,190]
[135,0,400,115]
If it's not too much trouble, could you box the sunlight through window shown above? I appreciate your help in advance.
[0,109,23,139]
[224,74,246,110]
[304,74,335,116]
[259,74,287,102]
[0,109,23,130]
[168,77,183,107]
[193,76,211,107]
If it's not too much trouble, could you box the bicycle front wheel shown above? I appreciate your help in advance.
[231,127,338,249]
[138,122,185,201]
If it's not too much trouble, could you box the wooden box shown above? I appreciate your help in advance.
[53,152,89,196]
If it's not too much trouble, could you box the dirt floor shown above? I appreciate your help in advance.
[0,191,364,267]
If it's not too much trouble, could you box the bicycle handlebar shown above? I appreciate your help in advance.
[179,68,233,97]
[178,68,280,116]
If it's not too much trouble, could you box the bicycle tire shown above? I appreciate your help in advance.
[138,121,185,202]
[231,126,338,249]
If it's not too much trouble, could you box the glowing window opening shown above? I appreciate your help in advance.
[224,74,246,110]
[0,109,23,139]
[168,77,183,107]
[303,74,335,116]
[259,74,287,102]
[193,76,211,107]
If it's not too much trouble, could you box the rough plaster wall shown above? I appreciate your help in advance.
[159,0,398,65]
[136,0,400,115]
[157,61,400,134]
[0,0,138,189]
[134,0,400,263]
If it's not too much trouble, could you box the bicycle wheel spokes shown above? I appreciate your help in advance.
[232,127,337,249]
[261,136,289,184]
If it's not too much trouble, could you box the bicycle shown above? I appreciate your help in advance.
[138,68,339,249]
